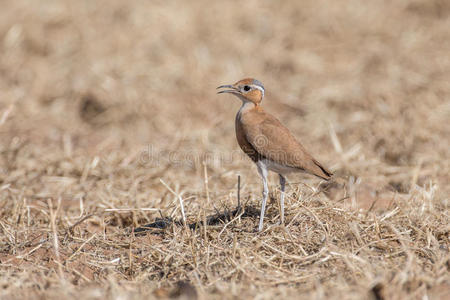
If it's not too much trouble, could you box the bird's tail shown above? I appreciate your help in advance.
[312,159,333,181]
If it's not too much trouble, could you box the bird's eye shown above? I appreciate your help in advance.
[243,85,251,92]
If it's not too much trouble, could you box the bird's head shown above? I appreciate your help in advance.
[217,78,265,105]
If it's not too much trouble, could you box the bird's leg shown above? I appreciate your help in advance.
[259,177,269,232]
[257,162,268,232]
[279,174,286,225]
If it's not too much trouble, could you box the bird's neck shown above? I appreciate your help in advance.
[237,101,256,117]
[236,101,264,124]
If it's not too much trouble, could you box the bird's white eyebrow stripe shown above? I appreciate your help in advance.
[252,85,265,97]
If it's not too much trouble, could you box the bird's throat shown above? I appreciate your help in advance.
[238,101,256,117]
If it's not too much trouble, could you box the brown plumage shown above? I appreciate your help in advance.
[237,105,332,180]
[218,78,332,231]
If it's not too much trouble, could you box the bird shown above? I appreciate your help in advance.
[217,78,332,232]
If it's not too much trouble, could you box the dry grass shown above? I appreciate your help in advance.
[0,0,449,299]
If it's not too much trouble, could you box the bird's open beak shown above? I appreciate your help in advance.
[217,84,239,95]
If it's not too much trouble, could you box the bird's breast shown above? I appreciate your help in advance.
[235,113,260,162]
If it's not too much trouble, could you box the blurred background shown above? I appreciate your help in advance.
[0,0,449,211]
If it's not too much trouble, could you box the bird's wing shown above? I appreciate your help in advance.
[243,111,332,180]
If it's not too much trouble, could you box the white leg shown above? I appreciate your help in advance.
[257,161,268,232]
[279,174,286,225]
